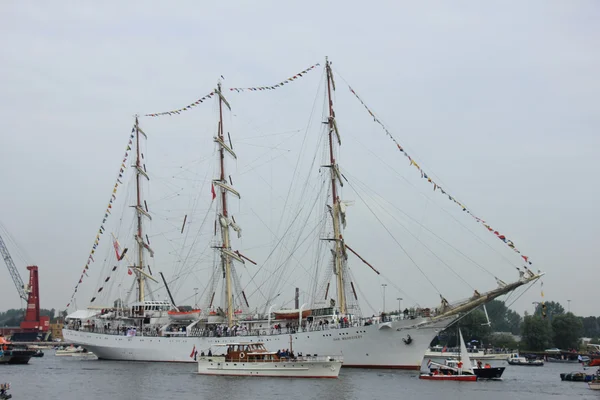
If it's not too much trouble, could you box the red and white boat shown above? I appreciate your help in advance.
[272,309,311,320]
[168,309,201,321]
[420,329,477,382]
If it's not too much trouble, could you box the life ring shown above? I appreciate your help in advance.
[239,352,245,358]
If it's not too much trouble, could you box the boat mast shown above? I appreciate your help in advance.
[325,57,347,315]
[134,117,147,304]
[215,82,237,328]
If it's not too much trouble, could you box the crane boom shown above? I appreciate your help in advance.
[0,233,28,301]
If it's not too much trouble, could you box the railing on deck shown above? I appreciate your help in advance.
[64,309,434,339]
[198,355,343,363]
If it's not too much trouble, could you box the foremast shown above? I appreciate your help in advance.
[133,117,154,305]
[212,82,248,328]
[325,57,349,315]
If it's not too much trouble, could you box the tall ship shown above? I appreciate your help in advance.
[63,59,542,369]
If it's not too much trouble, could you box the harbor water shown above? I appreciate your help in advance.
[1,352,597,400]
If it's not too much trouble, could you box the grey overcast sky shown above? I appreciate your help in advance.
[0,1,598,318]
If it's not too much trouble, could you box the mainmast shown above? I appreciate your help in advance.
[133,117,153,305]
[325,57,348,315]
[213,82,243,327]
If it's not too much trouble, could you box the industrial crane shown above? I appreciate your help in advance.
[0,234,28,301]
[0,232,49,338]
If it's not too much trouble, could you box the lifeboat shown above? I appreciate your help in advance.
[272,309,311,320]
[168,309,201,321]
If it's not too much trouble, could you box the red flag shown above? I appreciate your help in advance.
[113,239,121,260]
[128,268,133,276]
[190,345,196,358]
[522,255,529,262]
[442,346,447,353]
[211,183,216,200]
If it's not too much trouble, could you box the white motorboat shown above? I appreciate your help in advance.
[507,353,543,366]
[55,345,96,359]
[197,342,342,378]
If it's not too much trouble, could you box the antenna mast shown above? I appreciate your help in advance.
[325,57,347,315]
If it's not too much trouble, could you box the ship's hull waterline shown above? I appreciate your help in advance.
[63,316,455,369]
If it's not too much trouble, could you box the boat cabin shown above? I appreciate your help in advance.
[208,342,287,362]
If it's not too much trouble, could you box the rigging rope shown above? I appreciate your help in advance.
[337,75,535,269]
[344,178,443,296]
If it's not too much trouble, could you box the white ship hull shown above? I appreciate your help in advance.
[63,316,455,369]
[197,356,342,378]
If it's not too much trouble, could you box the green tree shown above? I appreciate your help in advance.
[0,308,59,326]
[581,316,600,338]
[488,333,519,350]
[552,312,583,350]
[485,300,522,335]
[434,310,492,347]
[521,315,552,350]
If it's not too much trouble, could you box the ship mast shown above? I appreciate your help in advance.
[213,82,243,328]
[133,117,153,305]
[325,57,348,315]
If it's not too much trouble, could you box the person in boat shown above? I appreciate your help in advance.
[484,363,491,368]
[207,349,212,356]
[200,351,205,356]
[477,360,483,369]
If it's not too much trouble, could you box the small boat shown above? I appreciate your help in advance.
[0,383,11,400]
[31,350,44,358]
[472,360,505,380]
[560,371,595,382]
[507,353,544,366]
[55,345,96,358]
[272,309,311,320]
[0,336,36,364]
[420,329,477,382]
[167,309,201,321]
[197,341,342,378]
[589,378,600,390]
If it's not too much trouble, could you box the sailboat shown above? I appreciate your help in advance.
[421,329,477,381]
[63,58,543,369]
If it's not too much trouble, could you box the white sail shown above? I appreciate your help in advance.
[459,329,473,375]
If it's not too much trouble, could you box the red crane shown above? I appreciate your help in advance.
[0,233,49,335]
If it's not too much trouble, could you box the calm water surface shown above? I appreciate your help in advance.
[0,352,596,400]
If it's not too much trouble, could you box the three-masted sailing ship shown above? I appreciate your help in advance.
[63,59,542,369]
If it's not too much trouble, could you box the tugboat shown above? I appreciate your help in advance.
[197,341,342,378]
